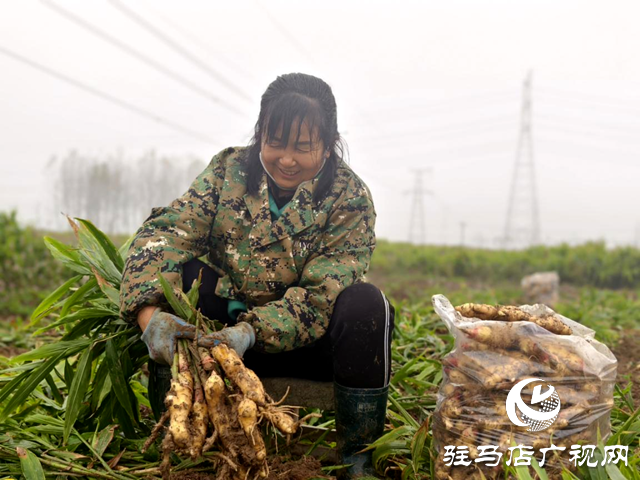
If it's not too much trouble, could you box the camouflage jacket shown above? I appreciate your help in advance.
[120,146,376,353]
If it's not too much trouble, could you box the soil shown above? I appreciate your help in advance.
[170,472,216,480]
[266,456,334,480]
[169,456,333,480]
[611,329,640,408]
[0,345,27,357]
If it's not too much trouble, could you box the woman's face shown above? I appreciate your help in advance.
[260,120,328,191]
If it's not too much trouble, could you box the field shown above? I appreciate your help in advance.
[0,214,639,479]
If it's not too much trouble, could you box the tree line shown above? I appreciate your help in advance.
[46,150,206,234]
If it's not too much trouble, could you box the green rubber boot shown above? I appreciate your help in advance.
[334,382,389,479]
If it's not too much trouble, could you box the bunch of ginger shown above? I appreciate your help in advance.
[144,339,314,480]
[433,303,616,480]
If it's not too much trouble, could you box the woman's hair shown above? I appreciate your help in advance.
[244,73,346,203]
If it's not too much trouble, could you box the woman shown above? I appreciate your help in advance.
[120,73,395,479]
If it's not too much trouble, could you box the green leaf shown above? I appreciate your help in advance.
[13,339,91,363]
[98,281,121,307]
[31,389,63,410]
[410,420,429,475]
[61,315,105,341]
[76,218,124,271]
[92,425,116,457]
[370,424,414,448]
[391,356,421,385]
[186,272,202,311]
[44,373,64,404]
[90,360,110,412]
[112,400,137,438]
[388,395,420,428]
[604,464,627,480]
[17,447,46,480]
[0,352,65,422]
[159,274,192,321]
[60,277,98,317]
[34,307,115,336]
[530,455,550,480]
[30,275,82,325]
[0,369,32,405]
[44,236,92,275]
[63,345,94,444]
[71,224,121,286]
[513,464,534,480]
[131,380,151,409]
[105,339,137,426]
[64,358,74,387]
[118,233,135,259]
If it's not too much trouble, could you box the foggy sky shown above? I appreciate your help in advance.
[1,0,640,247]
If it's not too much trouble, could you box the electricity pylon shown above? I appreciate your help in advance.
[407,168,432,244]
[503,71,541,248]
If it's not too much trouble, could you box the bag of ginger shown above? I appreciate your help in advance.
[431,294,617,480]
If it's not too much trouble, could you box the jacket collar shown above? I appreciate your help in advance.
[243,172,318,248]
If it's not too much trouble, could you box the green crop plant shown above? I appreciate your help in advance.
[0,211,68,317]
[0,219,638,479]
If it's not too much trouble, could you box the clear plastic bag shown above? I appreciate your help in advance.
[431,294,617,479]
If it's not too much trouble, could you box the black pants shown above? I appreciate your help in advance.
[149,259,395,417]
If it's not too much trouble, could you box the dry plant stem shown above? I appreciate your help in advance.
[211,451,239,471]
[298,412,323,424]
[271,386,290,406]
[141,410,170,453]
[202,431,218,453]
[193,310,201,348]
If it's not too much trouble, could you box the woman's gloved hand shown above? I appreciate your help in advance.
[198,322,256,357]
[140,309,196,365]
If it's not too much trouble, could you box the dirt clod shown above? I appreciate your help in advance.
[266,456,333,480]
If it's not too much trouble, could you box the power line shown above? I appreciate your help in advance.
[108,0,252,103]
[0,45,217,144]
[137,0,256,81]
[252,0,316,62]
[41,0,244,116]
[537,86,640,110]
[536,121,640,144]
[537,151,640,168]
[535,112,640,136]
[364,139,515,157]
[536,136,640,159]
[367,91,519,116]
[355,117,516,143]
[537,88,640,115]
[251,0,385,134]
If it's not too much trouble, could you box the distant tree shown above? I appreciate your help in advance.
[51,150,206,234]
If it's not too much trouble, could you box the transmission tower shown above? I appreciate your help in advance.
[407,168,432,244]
[503,71,541,248]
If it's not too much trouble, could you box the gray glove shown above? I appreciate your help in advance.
[198,322,256,357]
[140,309,196,365]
